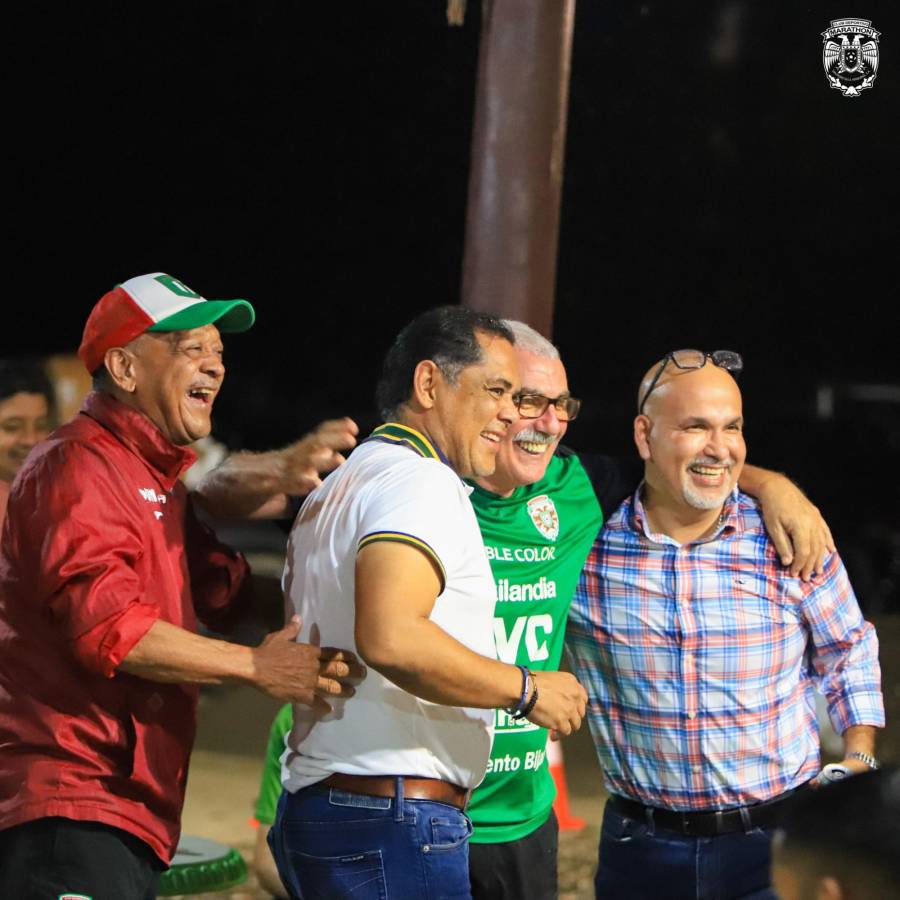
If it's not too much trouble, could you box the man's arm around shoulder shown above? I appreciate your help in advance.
[193,418,358,520]
[739,464,835,581]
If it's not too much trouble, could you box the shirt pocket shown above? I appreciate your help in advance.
[732,574,802,626]
[702,576,807,689]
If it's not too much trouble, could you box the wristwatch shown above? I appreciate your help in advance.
[847,750,880,770]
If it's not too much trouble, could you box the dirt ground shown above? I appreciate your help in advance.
[168,616,900,899]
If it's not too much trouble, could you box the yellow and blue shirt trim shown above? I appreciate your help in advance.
[357,530,447,588]
[363,422,448,465]
[357,423,449,589]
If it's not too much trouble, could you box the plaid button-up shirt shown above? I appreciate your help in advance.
[568,488,884,812]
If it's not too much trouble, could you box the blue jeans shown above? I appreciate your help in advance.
[594,802,778,900]
[269,778,474,900]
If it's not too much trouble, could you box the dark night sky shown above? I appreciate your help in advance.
[6,2,900,557]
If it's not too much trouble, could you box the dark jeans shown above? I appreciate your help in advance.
[469,809,558,900]
[0,816,164,900]
[269,778,474,900]
[595,802,778,900]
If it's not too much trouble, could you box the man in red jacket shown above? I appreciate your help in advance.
[0,273,362,900]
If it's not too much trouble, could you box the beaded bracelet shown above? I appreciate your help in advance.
[505,664,530,717]
[513,671,538,720]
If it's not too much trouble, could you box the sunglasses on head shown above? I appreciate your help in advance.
[638,349,743,415]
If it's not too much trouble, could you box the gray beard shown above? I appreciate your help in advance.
[682,481,732,510]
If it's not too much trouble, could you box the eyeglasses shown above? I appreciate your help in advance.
[515,392,582,422]
[638,349,743,415]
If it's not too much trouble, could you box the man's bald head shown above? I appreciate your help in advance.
[638,358,741,419]
[634,357,746,520]
[637,350,742,416]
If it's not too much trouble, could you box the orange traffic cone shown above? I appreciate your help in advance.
[547,737,585,831]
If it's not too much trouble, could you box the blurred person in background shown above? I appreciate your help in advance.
[252,705,292,898]
[0,358,54,524]
[773,768,900,900]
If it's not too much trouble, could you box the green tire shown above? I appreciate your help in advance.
[157,835,248,896]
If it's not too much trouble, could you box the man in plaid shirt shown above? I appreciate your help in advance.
[567,351,885,900]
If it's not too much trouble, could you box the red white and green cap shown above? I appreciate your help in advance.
[78,272,256,373]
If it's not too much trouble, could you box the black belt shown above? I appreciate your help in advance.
[608,786,805,837]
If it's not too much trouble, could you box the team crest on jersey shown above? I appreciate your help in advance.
[527,494,559,541]
[822,19,880,97]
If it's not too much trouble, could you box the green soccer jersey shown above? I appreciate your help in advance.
[466,451,604,843]
[254,704,292,826]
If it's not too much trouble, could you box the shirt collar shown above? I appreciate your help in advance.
[80,391,197,490]
[630,483,741,545]
[366,423,452,468]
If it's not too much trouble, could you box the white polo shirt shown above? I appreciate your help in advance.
[281,423,496,792]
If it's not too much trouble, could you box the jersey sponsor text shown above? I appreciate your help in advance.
[495,576,557,603]
[485,544,556,563]
[485,747,547,774]
[494,613,553,663]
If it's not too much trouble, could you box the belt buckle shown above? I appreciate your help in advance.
[715,810,726,835]
[680,811,694,836]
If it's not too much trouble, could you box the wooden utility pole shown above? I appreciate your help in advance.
[460,0,576,338]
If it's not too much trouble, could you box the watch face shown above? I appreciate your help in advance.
[818,763,849,784]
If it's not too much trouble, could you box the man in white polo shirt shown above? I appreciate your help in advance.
[268,306,587,900]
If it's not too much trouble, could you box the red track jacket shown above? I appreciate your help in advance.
[0,391,249,863]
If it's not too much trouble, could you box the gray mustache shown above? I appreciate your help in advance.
[513,428,558,446]
[688,455,735,468]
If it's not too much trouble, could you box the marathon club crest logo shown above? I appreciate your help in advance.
[822,19,880,97]
[526,494,559,541]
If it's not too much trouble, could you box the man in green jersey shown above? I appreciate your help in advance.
[466,322,834,900]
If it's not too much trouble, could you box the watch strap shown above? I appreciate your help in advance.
[847,750,880,770]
